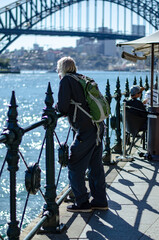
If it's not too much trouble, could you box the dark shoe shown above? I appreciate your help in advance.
[67,201,92,213]
[91,203,108,210]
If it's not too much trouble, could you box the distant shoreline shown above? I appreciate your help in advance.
[0,68,20,74]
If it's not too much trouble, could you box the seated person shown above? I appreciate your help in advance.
[143,83,158,106]
[124,85,148,131]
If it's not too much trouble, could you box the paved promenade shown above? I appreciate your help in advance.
[21,148,159,240]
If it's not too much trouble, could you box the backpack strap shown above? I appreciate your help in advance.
[71,100,101,145]
[70,100,82,122]
[66,73,80,81]
[71,99,92,122]
[96,124,101,146]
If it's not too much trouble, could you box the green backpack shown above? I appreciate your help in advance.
[66,73,110,123]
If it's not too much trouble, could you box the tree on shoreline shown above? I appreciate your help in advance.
[0,58,10,69]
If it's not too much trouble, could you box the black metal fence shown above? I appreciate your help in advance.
[0,82,63,239]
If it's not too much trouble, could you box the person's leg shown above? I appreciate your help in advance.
[88,141,108,208]
[88,123,108,209]
[67,129,96,212]
[68,158,89,206]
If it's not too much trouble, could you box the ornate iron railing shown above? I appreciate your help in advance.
[0,82,67,239]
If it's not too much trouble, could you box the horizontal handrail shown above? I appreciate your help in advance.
[56,187,72,206]
[23,187,72,240]
[0,117,49,146]
[23,213,49,240]
[23,118,47,133]
[0,134,7,144]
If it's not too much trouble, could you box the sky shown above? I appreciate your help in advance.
[0,0,79,51]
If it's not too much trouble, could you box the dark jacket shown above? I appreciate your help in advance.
[57,73,94,133]
[125,98,148,119]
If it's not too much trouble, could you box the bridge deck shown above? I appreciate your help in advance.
[20,146,159,240]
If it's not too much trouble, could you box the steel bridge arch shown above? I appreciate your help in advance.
[0,0,159,53]
[106,0,159,29]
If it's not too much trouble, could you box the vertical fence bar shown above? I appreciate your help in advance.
[133,76,137,85]
[155,75,158,87]
[144,75,149,90]
[139,76,143,100]
[103,79,112,164]
[124,78,130,145]
[5,91,23,240]
[125,78,129,98]
[122,102,126,156]
[150,43,154,107]
[116,102,133,162]
[112,77,122,154]
[42,82,61,232]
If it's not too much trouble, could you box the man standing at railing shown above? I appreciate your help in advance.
[55,56,108,213]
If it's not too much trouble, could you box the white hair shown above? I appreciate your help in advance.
[57,56,77,78]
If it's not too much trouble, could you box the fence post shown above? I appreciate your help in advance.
[103,79,112,164]
[154,74,158,90]
[4,91,23,240]
[41,82,62,232]
[124,79,131,145]
[125,78,130,98]
[112,77,122,154]
[139,77,143,100]
[144,75,149,91]
[133,76,137,85]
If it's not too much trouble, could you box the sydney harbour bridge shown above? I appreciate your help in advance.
[0,0,159,54]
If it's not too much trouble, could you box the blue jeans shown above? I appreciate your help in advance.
[68,123,107,206]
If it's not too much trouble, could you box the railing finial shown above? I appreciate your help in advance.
[7,90,18,126]
[45,82,54,108]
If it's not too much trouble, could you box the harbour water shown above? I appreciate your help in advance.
[0,70,151,238]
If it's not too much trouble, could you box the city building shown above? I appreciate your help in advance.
[132,24,145,36]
